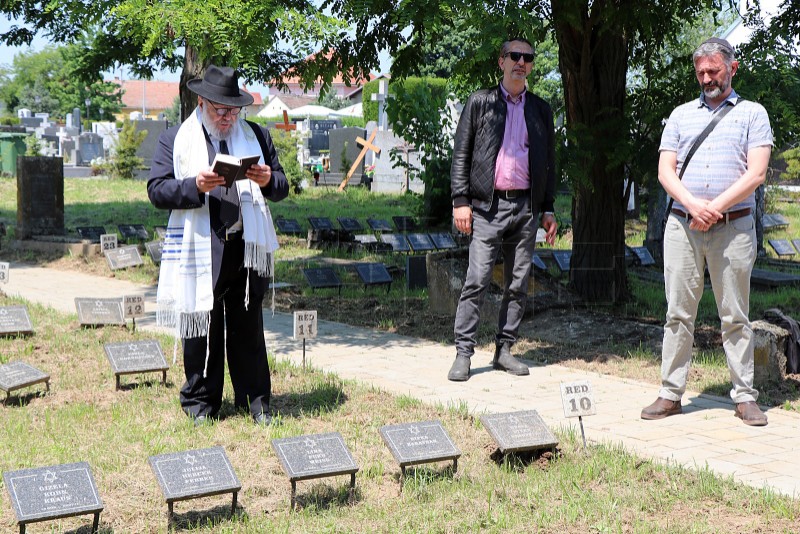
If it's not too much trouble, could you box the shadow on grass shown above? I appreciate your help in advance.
[489,447,560,473]
[701,376,800,407]
[169,502,242,531]
[397,462,458,488]
[2,388,49,407]
[270,380,348,419]
[293,480,362,511]
[118,377,175,392]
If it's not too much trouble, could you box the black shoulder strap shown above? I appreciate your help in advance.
[678,100,738,180]
[246,120,270,161]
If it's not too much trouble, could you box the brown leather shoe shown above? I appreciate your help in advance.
[641,397,682,420]
[734,401,768,426]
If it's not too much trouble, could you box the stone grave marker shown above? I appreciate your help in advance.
[118,224,149,241]
[76,226,106,243]
[154,226,167,239]
[16,156,65,239]
[379,421,461,482]
[307,217,335,231]
[552,250,572,272]
[134,119,169,169]
[430,232,457,250]
[380,233,410,252]
[100,233,117,253]
[329,127,366,182]
[762,213,790,230]
[76,132,103,164]
[302,268,342,293]
[367,218,393,232]
[769,239,796,257]
[149,446,241,526]
[479,410,558,454]
[406,233,435,252]
[631,246,656,266]
[271,432,358,509]
[392,216,417,232]
[3,462,103,533]
[406,256,427,290]
[793,239,800,255]
[354,234,378,244]
[354,262,392,291]
[308,119,340,156]
[104,340,168,390]
[0,306,34,336]
[0,361,49,401]
[145,240,163,264]
[275,218,304,236]
[105,245,144,270]
[74,298,125,326]
[337,217,364,232]
[532,253,547,271]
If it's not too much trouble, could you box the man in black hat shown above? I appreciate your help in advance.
[641,38,772,426]
[148,65,288,426]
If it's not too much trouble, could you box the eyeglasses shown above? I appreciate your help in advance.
[206,100,242,117]
[503,52,534,64]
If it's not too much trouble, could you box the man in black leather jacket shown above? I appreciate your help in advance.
[448,37,557,382]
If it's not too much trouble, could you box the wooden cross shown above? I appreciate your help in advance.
[275,110,296,132]
[338,130,381,191]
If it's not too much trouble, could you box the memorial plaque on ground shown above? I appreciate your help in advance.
[380,233,410,252]
[552,250,572,272]
[105,245,144,270]
[307,217,335,231]
[793,240,800,255]
[154,226,167,239]
[0,361,49,397]
[145,240,163,264]
[272,432,358,481]
[631,246,656,266]
[104,340,168,389]
[275,218,304,235]
[479,410,559,453]
[76,226,106,243]
[430,232,457,250]
[379,420,461,471]
[763,213,790,230]
[118,223,149,241]
[74,298,125,326]
[337,217,364,232]
[532,253,547,271]
[3,462,103,529]
[560,380,597,418]
[769,239,796,257]
[355,263,392,288]
[392,216,417,232]
[302,268,342,291]
[367,218,393,232]
[406,233,435,252]
[0,306,34,335]
[149,446,241,504]
[354,234,378,244]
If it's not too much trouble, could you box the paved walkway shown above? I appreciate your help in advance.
[3,263,799,498]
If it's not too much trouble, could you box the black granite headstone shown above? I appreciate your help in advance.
[407,233,435,252]
[379,421,460,477]
[104,340,169,389]
[0,361,49,399]
[479,410,559,454]
[631,246,656,266]
[145,240,163,264]
[149,446,241,523]
[302,268,342,292]
[3,462,103,531]
[76,226,106,243]
[381,234,410,252]
[337,217,364,232]
[118,223,149,241]
[275,218,304,235]
[105,245,144,270]
[552,250,572,272]
[74,298,125,326]
[406,256,427,290]
[271,432,358,508]
[392,216,417,232]
[430,232,457,250]
[308,217,335,231]
[0,306,34,336]
[367,218,393,232]
[16,156,65,239]
[769,239,796,257]
[355,263,392,290]
[532,253,547,271]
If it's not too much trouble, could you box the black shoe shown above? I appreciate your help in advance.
[492,343,529,376]
[253,412,272,426]
[448,356,471,381]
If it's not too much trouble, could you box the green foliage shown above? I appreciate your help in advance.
[23,134,43,157]
[164,95,181,127]
[270,130,303,195]
[361,79,383,124]
[339,141,352,174]
[105,119,146,180]
[779,146,800,183]
[316,90,349,110]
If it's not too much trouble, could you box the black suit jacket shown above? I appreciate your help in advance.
[148,121,289,291]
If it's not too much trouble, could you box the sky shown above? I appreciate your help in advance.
[0,17,392,99]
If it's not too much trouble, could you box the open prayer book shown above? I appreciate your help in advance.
[212,154,260,188]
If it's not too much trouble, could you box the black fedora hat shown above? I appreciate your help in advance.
[187,65,254,107]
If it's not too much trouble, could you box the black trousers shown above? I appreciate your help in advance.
[180,239,270,418]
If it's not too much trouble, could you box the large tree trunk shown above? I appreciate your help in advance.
[179,44,206,122]
[552,0,630,303]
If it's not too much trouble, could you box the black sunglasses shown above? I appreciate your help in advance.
[503,52,534,63]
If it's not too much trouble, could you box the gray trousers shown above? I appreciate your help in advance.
[454,194,538,358]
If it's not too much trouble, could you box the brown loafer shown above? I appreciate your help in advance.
[734,401,768,426]
[641,397,682,420]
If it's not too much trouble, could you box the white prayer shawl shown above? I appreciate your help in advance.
[156,107,279,342]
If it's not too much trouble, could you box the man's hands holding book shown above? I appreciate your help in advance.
[195,157,272,193]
